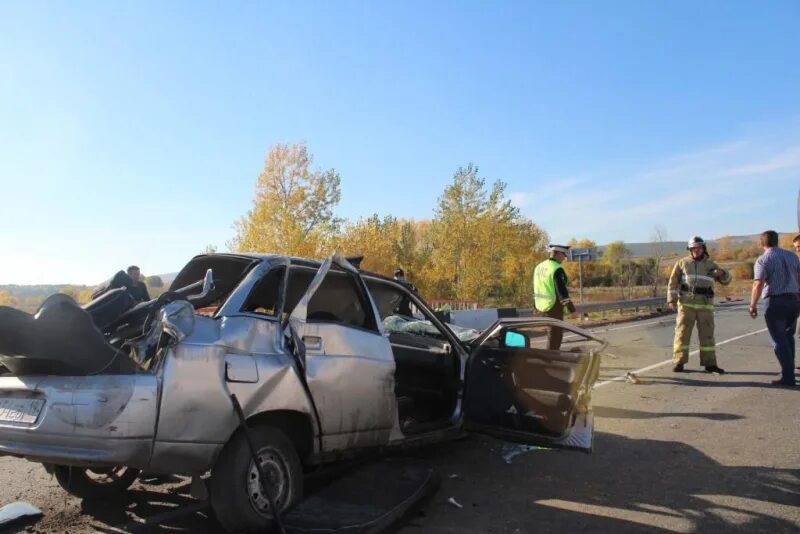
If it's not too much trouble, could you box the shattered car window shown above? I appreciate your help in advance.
[364,281,418,319]
[285,266,376,331]
[241,267,285,317]
[364,278,478,342]
[383,315,480,343]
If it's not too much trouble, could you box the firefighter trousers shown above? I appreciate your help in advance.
[673,303,717,366]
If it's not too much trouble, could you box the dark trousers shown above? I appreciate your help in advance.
[764,294,800,384]
[536,304,564,350]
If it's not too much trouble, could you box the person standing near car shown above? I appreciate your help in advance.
[393,268,417,292]
[533,245,576,350]
[794,234,800,359]
[749,230,800,387]
[126,265,151,303]
[667,236,730,374]
[393,268,417,317]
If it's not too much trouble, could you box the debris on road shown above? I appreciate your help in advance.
[501,444,550,464]
[0,501,42,530]
[625,372,641,384]
[447,497,463,509]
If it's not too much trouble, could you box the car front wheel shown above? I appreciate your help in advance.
[53,465,140,499]
[209,425,303,533]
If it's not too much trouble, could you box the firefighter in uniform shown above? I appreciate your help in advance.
[667,236,731,374]
[533,245,576,350]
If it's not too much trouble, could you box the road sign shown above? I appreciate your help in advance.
[568,248,597,261]
[567,248,597,304]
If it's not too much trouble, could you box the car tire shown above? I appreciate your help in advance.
[53,466,140,499]
[209,425,303,533]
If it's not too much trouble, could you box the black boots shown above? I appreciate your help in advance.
[673,363,684,372]
[705,365,725,375]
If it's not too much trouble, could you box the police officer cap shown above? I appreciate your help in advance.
[549,244,570,254]
[394,267,404,277]
[687,236,706,249]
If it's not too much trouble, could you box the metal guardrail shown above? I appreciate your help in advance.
[512,298,666,317]
[448,297,746,330]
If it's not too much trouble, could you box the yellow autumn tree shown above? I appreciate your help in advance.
[337,215,403,276]
[0,290,18,308]
[567,238,597,249]
[336,216,432,290]
[231,143,341,258]
[427,164,548,305]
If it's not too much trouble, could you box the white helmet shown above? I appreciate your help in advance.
[687,236,705,249]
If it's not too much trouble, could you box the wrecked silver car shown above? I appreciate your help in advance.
[0,253,606,531]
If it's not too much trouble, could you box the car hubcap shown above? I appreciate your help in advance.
[246,446,289,516]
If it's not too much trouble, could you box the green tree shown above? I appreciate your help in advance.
[231,143,341,258]
[146,275,164,288]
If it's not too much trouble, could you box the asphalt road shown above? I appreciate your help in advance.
[1,303,798,533]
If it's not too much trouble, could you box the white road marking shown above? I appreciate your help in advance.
[593,327,769,389]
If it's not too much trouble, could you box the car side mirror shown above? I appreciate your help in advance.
[504,331,527,348]
[188,269,214,301]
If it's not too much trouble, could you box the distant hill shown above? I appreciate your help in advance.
[597,233,778,258]
[1,272,178,299]
[0,284,88,299]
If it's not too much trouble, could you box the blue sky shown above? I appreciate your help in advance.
[1,1,798,284]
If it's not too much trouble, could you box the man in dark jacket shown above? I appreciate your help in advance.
[126,266,151,303]
[393,268,417,317]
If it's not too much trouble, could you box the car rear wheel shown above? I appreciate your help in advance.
[53,465,140,499]
[209,426,303,533]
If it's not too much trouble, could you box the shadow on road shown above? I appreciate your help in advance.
[81,481,218,533]
[594,406,743,421]
[74,431,799,534]
[401,433,800,533]
[634,377,798,390]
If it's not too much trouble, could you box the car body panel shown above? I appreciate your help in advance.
[288,255,402,451]
[0,253,606,477]
[150,314,318,473]
[0,374,158,467]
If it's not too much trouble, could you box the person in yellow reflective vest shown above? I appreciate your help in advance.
[533,245,576,350]
[667,236,731,374]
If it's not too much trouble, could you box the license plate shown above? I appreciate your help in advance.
[0,398,45,424]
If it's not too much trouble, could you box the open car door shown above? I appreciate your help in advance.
[463,317,606,452]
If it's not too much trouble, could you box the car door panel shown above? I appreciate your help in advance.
[286,255,399,452]
[464,318,605,451]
